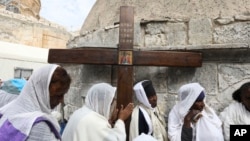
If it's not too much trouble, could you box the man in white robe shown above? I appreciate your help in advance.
[129,80,168,141]
[220,82,250,141]
[168,83,224,141]
[62,83,134,141]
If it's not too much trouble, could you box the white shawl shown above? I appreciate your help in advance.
[130,81,168,141]
[220,102,250,141]
[168,83,223,141]
[0,90,18,108]
[62,83,126,141]
[0,64,60,141]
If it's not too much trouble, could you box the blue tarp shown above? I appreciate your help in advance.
[0,78,27,94]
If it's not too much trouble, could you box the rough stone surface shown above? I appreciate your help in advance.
[189,18,213,45]
[214,22,250,45]
[0,6,72,48]
[81,0,250,34]
[65,0,250,124]
[19,0,41,19]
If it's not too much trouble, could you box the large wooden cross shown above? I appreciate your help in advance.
[48,6,202,138]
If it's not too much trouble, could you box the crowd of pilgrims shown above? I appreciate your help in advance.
[0,64,250,141]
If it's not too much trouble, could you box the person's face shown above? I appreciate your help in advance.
[190,100,205,111]
[49,83,69,109]
[241,88,250,112]
[148,95,157,108]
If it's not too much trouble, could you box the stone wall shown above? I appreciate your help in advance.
[0,0,41,19]
[0,9,72,48]
[63,12,250,122]
[81,0,250,34]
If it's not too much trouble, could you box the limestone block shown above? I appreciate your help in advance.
[133,22,142,47]
[79,83,96,98]
[156,94,168,117]
[167,63,217,94]
[81,65,112,83]
[145,23,167,35]
[71,27,119,48]
[134,66,167,93]
[192,63,217,94]
[217,64,250,108]
[214,22,250,45]
[167,67,198,93]
[64,87,83,108]
[205,95,222,114]
[218,63,250,92]
[189,18,213,45]
[62,64,84,87]
[145,34,167,47]
[42,30,69,48]
[165,22,187,46]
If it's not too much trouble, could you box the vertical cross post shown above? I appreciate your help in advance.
[117,6,134,138]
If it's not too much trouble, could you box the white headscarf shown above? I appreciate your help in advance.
[133,80,152,109]
[85,83,116,119]
[0,64,60,140]
[130,80,167,141]
[168,83,223,141]
[177,83,204,117]
[62,83,125,141]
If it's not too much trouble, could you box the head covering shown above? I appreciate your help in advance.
[232,82,250,102]
[196,91,205,101]
[85,83,116,119]
[0,64,60,140]
[133,80,153,109]
[168,83,224,141]
[142,80,156,97]
[131,80,168,141]
[178,83,205,116]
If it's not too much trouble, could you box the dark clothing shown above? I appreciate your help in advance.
[138,109,149,135]
[181,126,192,141]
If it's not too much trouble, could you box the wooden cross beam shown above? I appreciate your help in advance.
[48,6,202,139]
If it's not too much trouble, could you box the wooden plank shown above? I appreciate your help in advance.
[194,49,250,62]
[133,51,202,67]
[48,48,118,64]
[119,6,134,50]
[117,66,134,108]
[118,6,134,141]
[48,48,202,67]
[117,66,133,139]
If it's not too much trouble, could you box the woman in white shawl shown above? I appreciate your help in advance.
[62,83,134,141]
[130,80,168,141]
[220,82,250,141]
[168,83,223,141]
[0,64,71,141]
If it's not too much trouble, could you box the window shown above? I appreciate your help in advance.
[14,67,33,80]
[6,4,20,13]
